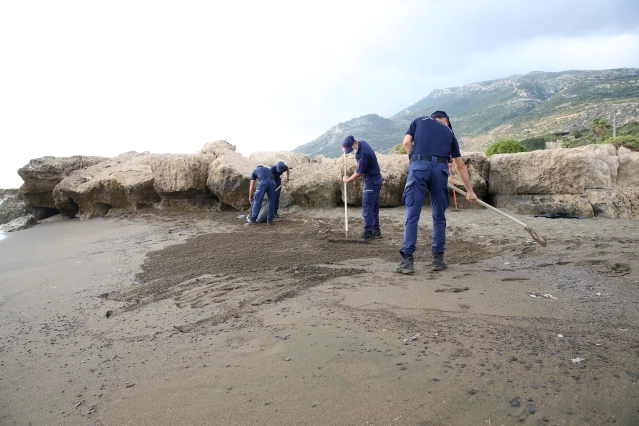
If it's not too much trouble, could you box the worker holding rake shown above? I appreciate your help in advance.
[395,111,478,274]
[342,135,383,241]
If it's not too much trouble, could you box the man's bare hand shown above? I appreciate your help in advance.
[465,190,478,203]
[342,176,349,183]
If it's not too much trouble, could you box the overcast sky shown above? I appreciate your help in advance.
[1,0,638,188]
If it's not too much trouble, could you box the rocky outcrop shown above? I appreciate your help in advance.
[289,160,342,208]
[489,149,588,195]
[584,188,639,219]
[150,153,221,211]
[0,189,30,225]
[491,194,595,217]
[53,152,160,219]
[206,151,259,211]
[489,146,619,196]
[249,151,312,169]
[0,215,38,232]
[617,147,639,187]
[574,144,619,188]
[454,152,490,197]
[18,156,108,208]
[200,140,236,156]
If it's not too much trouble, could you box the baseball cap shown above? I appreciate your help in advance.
[342,135,355,154]
[276,161,287,172]
[431,111,452,129]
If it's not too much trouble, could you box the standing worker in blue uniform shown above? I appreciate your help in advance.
[270,160,289,219]
[395,111,478,274]
[342,136,383,240]
[247,165,276,225]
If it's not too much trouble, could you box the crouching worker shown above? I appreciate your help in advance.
[395,111,477,274]
[247,165,276,226]
[270,160,289,219]
[341,135,383,241]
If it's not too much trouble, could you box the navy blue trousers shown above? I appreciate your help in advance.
[251,179,276,222]
[362,180,381,232]
[400,159,450,254]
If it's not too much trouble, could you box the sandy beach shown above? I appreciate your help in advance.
[1,206,638,425]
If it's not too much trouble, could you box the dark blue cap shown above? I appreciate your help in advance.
[431,111,452,129]
[276,161,287,172]
[342,135,355,154]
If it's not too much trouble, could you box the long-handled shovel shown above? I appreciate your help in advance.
[447,183,547,246]
[343,150,349,238]
[327,152,370,244]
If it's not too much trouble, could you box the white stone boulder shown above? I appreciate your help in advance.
[573,144,619,189]
[0,215,38,232]
[18,156,108,207]
[289,160,342,208]
[150,153,221,211]
[53,152,160,219]
[489,149,588,195]
[206,151,259,211]
[585,188,639,219]
[248,151,312,169]
[200,140,236,156]
[617,147,639,187]
[0,189,30,225]
[491,194,595,217]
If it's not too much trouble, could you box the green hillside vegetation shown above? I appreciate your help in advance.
[295,69,639,157]
[486,139,527,156]
[389,143,407,155]
[293,114,405,158]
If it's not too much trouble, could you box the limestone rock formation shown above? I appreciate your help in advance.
[0,215,38,232]
[200,140,236,156]
[584,188,639,219]
[0,189,30,225]
[491,194,595,217]
[249,151,312,169]
[206,151,259,211]
[289,160,342,208]
[489,149,588,195]
[18,156,108,207]
[150,153,221,211]
[53,152,160,219]
[573,144,619,189]
[617,147,639,187]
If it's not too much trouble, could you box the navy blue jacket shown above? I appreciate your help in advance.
[406,117,461,159]
[251,166,275,182]
[355,140,382,184]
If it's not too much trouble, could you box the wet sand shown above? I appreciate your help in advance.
[0,206,638,425]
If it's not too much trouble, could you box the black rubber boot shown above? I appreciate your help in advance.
[394,251,414,275]
[372,228,383,239]
[361,231,374,241]
[432,251,447,271]
[246,218,257,225]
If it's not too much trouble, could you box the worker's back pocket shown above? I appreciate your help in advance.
[402,181,415,206]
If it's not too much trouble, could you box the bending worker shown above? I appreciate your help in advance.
[395,111,478,274]
[270,160,289,219]
[342,135,383,240]
[247,165,276,226]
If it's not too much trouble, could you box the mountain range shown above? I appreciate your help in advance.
[293,68,639,157]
